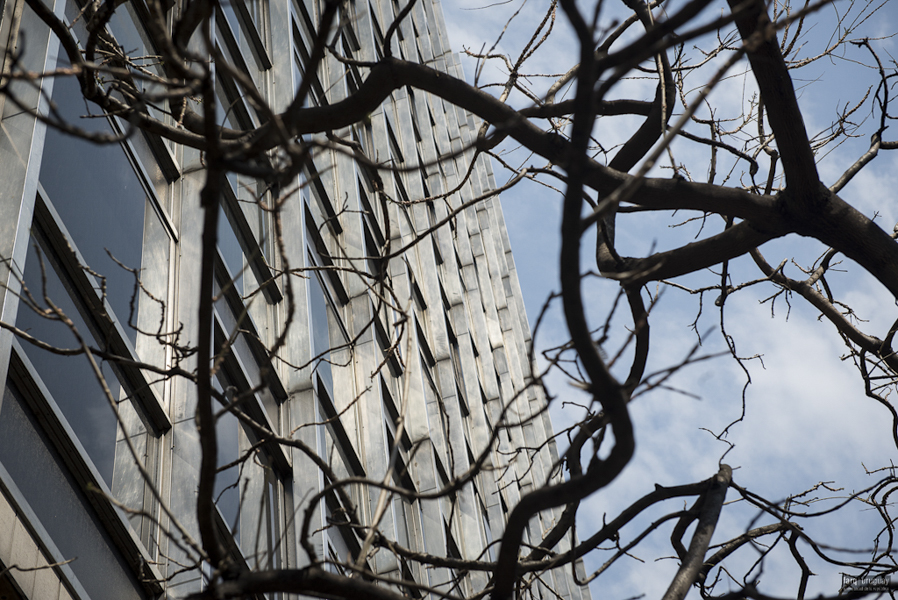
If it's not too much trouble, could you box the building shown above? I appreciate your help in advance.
[0,0,589,598]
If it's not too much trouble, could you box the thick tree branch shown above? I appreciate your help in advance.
[726,0,819,194]
[661,465,732,600]
[616,221,779,287]
[202,566,412,600]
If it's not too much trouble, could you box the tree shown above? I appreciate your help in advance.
[1,0,897,598]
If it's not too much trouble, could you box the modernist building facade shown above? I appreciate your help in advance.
[0,0,589,598]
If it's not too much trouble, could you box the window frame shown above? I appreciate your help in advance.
[210,353,289,566]
[5,341,165,595]
[219,180,284,304]
[31,187,171,433]
[213,256,289,412]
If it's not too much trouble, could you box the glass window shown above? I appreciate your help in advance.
[38,75,165,347]
[218,205,245,296]
[306,203,350,388]
[220,0,245,47]
[107,5,163,87]
[292,45,309,107]
[368,3,386,58]
[212,82,272,298]
[308,263,335,393]
[213,274,280,428]
[391,495,410,549]
[105,4,177,179]
[317,381,364,500]
[363,222,382,278]
[212,375,282,562]
[216,0,269,78]
[308,174,342,235]
[261,466,281,569]
[214,379,242,539]
[382,377,411,456]
[324,532,348,574]
[447,320,469,415]
[323,419,353,485]
[387,121,404,164]
[358,177,382,239]
[214,75,242,130]
[427,200,443,264]
[374,307,402,377]
[291,18,324,107]
[0,382,147,600]
[482,511,495,561]
[18,238,126,486]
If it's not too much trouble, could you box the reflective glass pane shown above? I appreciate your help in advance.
[308,268,333,392]
[107,5,163,88]
[0,383,146,600]
[218,205,245,295]
[106,3,176,177]
[38,75,158,347]
[18,239,124,486]
[265,475,280,567]
[214,379,242,541]
[220,0,243,46]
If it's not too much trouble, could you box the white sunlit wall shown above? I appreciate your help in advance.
[0,0,590,598]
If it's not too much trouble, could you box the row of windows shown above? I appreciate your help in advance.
[256,0,499,579]
[297,0,545,579]
[301,169,480,582]
[1,0,536,596]
[1,0,287,590]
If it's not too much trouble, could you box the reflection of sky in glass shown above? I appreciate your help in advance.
[107,5,163,98]
[0,385,146,600]
[308,268,333,392]
[214,378,241,541]
[18,239,123,486]
[218,205,245,295]
[38,76,150,347]
[220,0,243,46]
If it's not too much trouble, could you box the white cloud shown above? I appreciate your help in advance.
[437,1,898,597]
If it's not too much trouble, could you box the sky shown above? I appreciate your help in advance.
[440,0,898,597]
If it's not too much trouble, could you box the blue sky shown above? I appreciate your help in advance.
[440,0,898,596]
